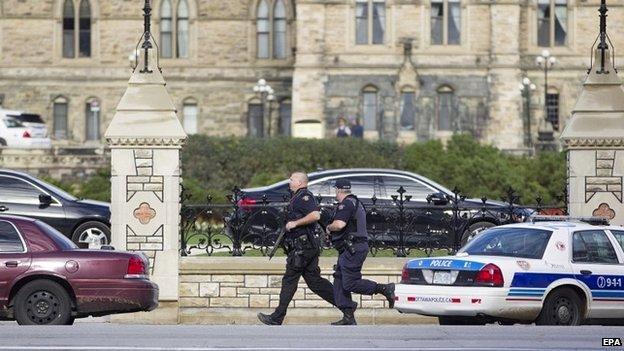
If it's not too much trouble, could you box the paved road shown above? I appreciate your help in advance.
[0,324,621,351]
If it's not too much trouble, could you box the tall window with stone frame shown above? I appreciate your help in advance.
[430,0,461,45]
[362,86,379,133]
[400,89,416,131]
[546,90,560,131]
[182,98,199,135]
[279,99,292,136]
[537,0,567,47]
[355,0,386,45]
[160,0,190,59]
[53,97,69,140]
[256,0,289,59]
[85,98,100,141]
[62,0,91,58]
[248,100,264,138]
[437,86,455,131]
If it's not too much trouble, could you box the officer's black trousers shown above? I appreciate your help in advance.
[271,248,335,323]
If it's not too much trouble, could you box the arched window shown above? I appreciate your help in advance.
[62,0,91,58]
[356,0,386,45]
[437,86,454,131]
[53,96,69,140]
[85,98,100,141]
[257,0,270,59]
[362,86,378,132]
[430,0,461,45]
[160,0,173,58]
[538,0,567,47]
[62,0,75,58]
[248,99,264,137]
[182,98,198,135]
[546,87,560,131]
[273,0,287,59]
[279,98,292,136]
[400,87,416,131]
[256,0,290,59]
[177,0,189,58]
[160,0,191,59]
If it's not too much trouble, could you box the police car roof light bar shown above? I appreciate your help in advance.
[530,215,610,226]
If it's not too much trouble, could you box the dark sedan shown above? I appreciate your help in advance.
[0,214,158,325]
[0,169,111,248]
[235,169,530,249]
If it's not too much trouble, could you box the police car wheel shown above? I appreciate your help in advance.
[536,287,584,326]
[438,316,485,325]
[460,222,496,246]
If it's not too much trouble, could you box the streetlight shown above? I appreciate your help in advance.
[535,49,557,147]
[519,77,537,149]
[253,79,274,138]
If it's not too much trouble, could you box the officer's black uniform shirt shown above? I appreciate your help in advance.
[287,187,318,238]
[332,194,367,242]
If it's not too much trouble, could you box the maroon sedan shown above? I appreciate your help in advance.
[0,215,158,325]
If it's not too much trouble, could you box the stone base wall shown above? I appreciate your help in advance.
[0,147,109,181]
[176,257,433,325]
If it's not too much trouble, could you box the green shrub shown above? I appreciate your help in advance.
[48,135,566,205]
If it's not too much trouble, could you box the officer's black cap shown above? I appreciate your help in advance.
[334,179,351,190]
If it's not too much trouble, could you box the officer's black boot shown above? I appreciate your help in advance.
[375,283,396,308]
[331,309,357,326]
[257,312,282,325]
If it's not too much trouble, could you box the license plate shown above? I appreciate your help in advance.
[433,271,452,285]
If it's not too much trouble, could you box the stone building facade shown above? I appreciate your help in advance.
[0,0,621,151]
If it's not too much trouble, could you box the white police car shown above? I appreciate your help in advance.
[394,217,624,325]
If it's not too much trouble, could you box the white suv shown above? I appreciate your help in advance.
[0,115,52,149]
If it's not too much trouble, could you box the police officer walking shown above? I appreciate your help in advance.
[326,179,395,325]
[257,172,336,325]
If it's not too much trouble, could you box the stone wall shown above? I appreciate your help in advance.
[177,257,433,325]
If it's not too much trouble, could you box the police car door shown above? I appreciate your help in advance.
[570,229,624,319]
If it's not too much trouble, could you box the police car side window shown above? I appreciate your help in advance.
[611,230,624,252]
[572,230,619,264]
[308,181,330,197]
[379,176,433,199]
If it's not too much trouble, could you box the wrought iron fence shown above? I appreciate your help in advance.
[180,185,567,258]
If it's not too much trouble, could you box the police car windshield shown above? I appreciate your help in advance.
[459,227,552,259]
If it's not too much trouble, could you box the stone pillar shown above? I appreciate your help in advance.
[104,46,187,322]
[561,48,624,224]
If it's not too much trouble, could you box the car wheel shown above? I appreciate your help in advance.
[536,288,584,326]
[461,221,496,246]
[438,316,485,325]
[72,221,111,249]
[14,280,74,325]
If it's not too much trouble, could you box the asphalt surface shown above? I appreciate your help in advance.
[0,324,621,351]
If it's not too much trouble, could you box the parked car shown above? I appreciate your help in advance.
[394,217,624,325]
[0,111,51,149]
[0,169,111,248]
[0,214,158,325]
[235,169,531,249]
[0,109,50,140]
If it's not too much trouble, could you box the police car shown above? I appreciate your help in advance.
[394,217,624,325]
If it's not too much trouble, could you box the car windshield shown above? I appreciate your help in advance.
[3,118,24,128]
[459,227,552,259]
[35,220,78,250]
[9,113,44,124]
[41,180,78,201]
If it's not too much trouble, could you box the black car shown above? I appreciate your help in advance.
[235,169,530,249]
[0,169,111,248]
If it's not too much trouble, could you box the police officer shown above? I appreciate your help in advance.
[257,172,336,325]
[326,179,395,325]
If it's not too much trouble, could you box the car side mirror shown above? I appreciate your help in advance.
[427,192,448,206]
[39,194,53,206]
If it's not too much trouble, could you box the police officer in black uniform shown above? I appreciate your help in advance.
[326,179,395,325]
[257,172,336,325]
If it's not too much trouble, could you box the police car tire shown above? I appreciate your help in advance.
[535,287,584,326]
[460,221,496,246]
[438,316,485,325]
